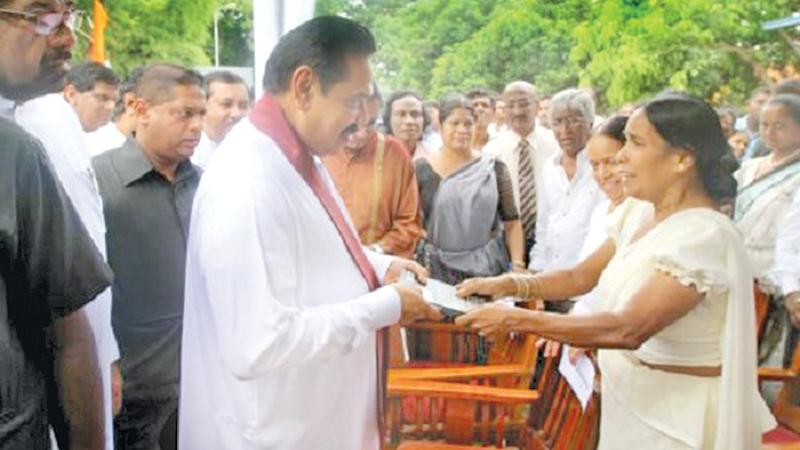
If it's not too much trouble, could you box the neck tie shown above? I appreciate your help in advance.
[516,139,537,243]
[249,95,388,448]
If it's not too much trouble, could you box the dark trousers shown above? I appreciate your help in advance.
[115,395,178,450]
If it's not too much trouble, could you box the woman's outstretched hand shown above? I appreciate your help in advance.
[456,276,508,299]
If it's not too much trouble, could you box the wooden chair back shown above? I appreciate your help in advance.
[522,353,599,450]
[386,352,599,450]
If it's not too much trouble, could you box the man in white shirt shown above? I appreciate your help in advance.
[16,59,121,450]
[62,61,119,132]
[529,88,603,275]
[179,16,441,450]
[85,67,142,156]
[191,70,251,169]
[483,81,559,266]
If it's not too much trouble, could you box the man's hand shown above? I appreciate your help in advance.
[785,292,800,327]
[384,259,428,285]
[392,283,442,325]
[111,362,123,417]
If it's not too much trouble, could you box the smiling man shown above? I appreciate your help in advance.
[191,70,251,169]
[92,63,205,450]
[178,16,440,450]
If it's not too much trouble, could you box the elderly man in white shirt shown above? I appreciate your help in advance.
[529,88,604,278]
[178,17,441,450]
[15,61,121,450]
[483,81,559,267]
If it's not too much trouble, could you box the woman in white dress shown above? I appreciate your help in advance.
[455,93,774,450]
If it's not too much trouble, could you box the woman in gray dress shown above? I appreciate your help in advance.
[415,94,524,285]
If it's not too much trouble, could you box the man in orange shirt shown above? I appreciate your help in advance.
[325,84,422,259]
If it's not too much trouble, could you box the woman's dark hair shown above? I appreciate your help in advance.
[596,115,629,143]
[764,94,800,125]
[642,93,738,202]
[438,93,475,124]
[383,90,429,137]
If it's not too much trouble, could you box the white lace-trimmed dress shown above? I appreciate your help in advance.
[594,198,774,450]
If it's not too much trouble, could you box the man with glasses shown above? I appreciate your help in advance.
[0,1,111,449]
[484,81,559,267]
[323,82,423,259]
[529,88,603,278]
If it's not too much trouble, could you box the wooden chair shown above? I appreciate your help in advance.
[390,326,540,425]
[386,351,600,450]
[760,333,800,434]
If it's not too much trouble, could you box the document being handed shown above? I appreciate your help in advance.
[399,271,493,320]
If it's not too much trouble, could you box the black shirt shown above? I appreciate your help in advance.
[92,139,200,400]
[0,118,112,449]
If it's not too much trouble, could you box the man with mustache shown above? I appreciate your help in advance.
[529,88,603,277]
[324,83,423,259]
[483,81,559,267]
[191,70,251,169]
[92,63,205,450]
[178,16,441,450]
[0,1,111,448]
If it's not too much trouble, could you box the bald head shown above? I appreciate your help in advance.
[502,80,538,137]
[503,81,537,98]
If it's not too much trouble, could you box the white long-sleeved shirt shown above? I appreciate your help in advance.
[529,149,604,272]
[190,132,221,170]
[15,93,119,450]
[770,189,800,297]
[85,121,127,157]
[179,119,401,450]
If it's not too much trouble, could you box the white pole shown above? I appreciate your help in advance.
[214,10,220,67]
[252,0,316,99]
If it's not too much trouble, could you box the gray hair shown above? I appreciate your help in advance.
[549,88,595,126]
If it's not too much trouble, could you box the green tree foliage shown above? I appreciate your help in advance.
[75,0,227,74]
[317,0,799,109]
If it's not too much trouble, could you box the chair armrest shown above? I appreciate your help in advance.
[388,379,539,404]
[759,367,799,382]
[389,364,533,381]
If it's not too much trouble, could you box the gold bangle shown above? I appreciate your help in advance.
[521,275,531,299]
[509,274,522,297]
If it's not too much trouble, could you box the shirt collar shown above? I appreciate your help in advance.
[117,138,198,186]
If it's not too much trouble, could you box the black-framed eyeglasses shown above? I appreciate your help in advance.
[0,8,80,36]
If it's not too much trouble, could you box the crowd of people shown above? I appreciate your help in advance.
[1,2,800,450]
